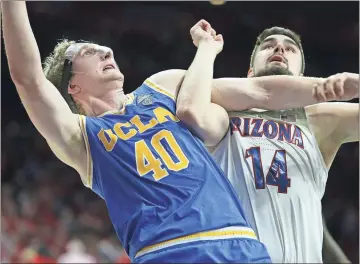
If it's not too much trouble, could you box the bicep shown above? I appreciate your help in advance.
[16,77,86,170]
[306,102,358,168]
[148,69,186,98]
[335,103,359,143]
[307,102,359,144]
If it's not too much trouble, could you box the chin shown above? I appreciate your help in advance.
[103,72,123,82]
[101,79,124,91]
[254,65,294,77]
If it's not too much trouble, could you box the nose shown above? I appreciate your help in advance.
[274,42,285,54]
[100,50,112,61]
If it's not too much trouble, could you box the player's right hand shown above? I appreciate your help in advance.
[190,19,224,54]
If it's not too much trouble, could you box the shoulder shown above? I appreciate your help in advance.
[146,69,186,98]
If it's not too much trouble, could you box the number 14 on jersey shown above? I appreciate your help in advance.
[245,147,291,194]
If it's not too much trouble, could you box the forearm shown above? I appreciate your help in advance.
[211,75,325,111]
[2,2,44,86]
[176,40,217,120]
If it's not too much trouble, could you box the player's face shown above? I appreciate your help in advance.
[69,44,124,97]
[248,34,303,78]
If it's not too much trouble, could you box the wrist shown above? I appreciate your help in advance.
[345,73,359,97]
[198,40,218,56]
[347,73,359,81]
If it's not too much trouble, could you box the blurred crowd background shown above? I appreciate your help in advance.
[1,1,359,263]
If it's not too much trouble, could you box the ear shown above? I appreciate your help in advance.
[68,84,81,95]
[247,68,254,78]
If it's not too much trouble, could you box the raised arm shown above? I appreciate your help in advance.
[176,20,229,147]
[2,2,86,176]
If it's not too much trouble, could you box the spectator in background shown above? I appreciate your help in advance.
[116,249,131,264]
[57,239,97,263]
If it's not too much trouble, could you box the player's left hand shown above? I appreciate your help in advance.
[190,19,224,54]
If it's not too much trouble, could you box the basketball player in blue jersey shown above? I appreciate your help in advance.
[3,2,354,263]
[177,21,359,263]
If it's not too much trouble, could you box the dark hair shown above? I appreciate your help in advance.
[250,27,305,74]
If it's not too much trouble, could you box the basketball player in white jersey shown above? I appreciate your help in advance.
[176,22,359,263]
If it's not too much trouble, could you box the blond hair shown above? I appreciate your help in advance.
[43,39,85,113]
[43,39,75,90]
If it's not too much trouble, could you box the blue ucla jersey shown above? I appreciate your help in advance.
[78,79,254,260]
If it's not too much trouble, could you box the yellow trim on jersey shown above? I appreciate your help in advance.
[78,115,94,189]
[135,226,257,259]
[144,78,176,101]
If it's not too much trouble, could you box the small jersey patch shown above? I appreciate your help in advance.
[136,94,154,106]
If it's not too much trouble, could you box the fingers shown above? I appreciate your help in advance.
[333,76,344,98]
[314,74,347,102]
[193,19,215,34]
[190,19,211,37]
[324,78,336,100]
[199,19,211,32]
[200,20,221,42]
[201,20,216,37]
[314,83,327,102]
[215,34,223,42]
[204,23,211,34]
[200,19,211,27]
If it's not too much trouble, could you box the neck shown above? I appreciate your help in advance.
[77,89,128,116]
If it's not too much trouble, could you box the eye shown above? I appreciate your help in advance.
[286,46,295,53]
[263,44,273,50]
[84,48,96,56]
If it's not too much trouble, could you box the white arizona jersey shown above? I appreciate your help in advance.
[211,109,328,263]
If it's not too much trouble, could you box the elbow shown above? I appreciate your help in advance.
[176,106,204,128]
[8,59,44,88]
[10,68,45,89]
[10,69,28,86]
[176,106,197,122]
[8,66,25,85]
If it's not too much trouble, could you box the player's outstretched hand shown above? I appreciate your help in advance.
[190,19,224,54]
[313,72,359,102]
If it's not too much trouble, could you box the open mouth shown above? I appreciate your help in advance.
[268,55,286,64]
[103,64,116,71]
